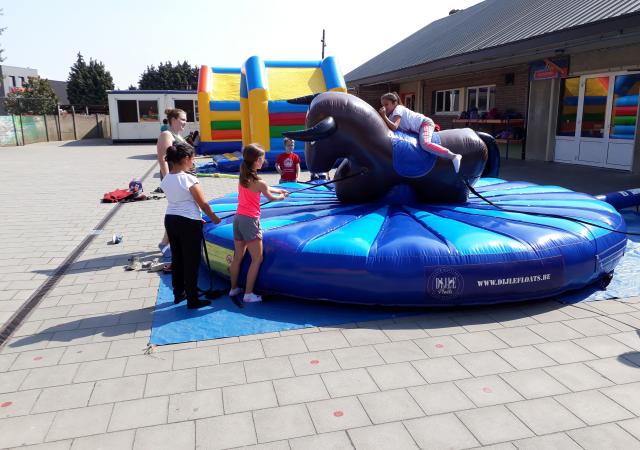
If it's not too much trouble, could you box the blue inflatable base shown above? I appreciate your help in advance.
[196,141,242,155]
[151,212,640,346]
[559,210,640,304]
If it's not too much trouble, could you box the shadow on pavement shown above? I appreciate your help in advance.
[5,297,573,350]
[30,251,161,276]
[127,154,157,160]
[60,139,113,147]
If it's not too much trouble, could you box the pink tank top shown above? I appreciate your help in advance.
[236,184,261,218]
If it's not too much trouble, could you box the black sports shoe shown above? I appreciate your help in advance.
[174,292,186,304]
[187,299,211,309]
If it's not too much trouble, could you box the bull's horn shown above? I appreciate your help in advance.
[286,93,320,105]
[282,116,336,142]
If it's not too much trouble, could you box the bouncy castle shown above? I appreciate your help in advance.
[197,67,243,154]
[196,56,347,169]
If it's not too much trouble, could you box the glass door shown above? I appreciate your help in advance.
[554,77,580,162]
[555,71,638,170]
[575,76,610,165]
[606,73,640,168]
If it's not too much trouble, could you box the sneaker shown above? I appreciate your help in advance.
[148,261,166,272]
[452,154,462,174]
[243,293,263,303]
[229,287,243,297]
[187,299,211,309]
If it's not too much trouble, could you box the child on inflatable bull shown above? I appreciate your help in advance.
[379,92,462,173]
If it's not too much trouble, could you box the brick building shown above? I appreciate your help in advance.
[346,0,640,172]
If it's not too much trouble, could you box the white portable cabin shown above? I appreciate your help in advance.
[107,90,199,142]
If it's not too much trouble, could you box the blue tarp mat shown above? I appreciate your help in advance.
[150,211,640,345]
[150,265,416,345]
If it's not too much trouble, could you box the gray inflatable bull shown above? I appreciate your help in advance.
[283,92,499,204]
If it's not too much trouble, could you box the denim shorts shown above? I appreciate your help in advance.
[233,215,262,241]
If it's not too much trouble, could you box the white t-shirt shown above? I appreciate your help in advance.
[160,172,202,221]
[389,104,427,133]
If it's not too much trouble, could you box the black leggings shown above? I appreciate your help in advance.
[164,214,202,302]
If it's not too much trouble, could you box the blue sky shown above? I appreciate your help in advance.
[1,0,482,89]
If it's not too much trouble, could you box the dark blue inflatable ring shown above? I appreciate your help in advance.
[203,178,627,306]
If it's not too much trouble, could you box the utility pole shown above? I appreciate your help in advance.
[321,29,326,59]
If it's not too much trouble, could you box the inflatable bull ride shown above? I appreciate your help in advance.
[203,93,627,306]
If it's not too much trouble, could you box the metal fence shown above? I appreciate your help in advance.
[0,97,111,146]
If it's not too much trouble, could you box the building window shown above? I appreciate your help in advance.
[117,100,138,123]
[435,89,461,114]
[19,77,26,86]
[138,100,159,122]
[466,85,496,112]
[174,99,195,122]
[10,76,16,87]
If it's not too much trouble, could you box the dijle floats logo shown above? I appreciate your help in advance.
[427,268,464,300]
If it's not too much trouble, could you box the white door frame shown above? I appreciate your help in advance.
[554,70,637,171]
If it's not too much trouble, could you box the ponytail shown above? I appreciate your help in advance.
[239,143,265,188]
[165,108,186,126]
[165,142,194,164]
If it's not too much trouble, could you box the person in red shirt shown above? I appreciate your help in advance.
[276,137,301,183]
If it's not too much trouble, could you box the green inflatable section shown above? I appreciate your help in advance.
[269,124,304,137]
[613,116,636,126]
[212,120,242,130]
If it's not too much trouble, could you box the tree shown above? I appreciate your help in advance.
[5,77,59,114]
[66,52,114,106]
[138,61,198,90]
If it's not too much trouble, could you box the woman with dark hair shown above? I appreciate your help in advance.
[160,143,220,309]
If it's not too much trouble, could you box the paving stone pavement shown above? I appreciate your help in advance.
[1,141,640,449]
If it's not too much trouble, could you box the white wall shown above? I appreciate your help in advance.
[108,92,198,141]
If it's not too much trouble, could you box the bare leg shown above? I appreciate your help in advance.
[229,240,247,290]
[244,239,264,294]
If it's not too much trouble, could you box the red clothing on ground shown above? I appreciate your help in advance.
[276,152,300,181]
